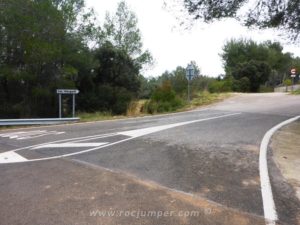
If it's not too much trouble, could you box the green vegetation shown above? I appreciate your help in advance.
[78,91,231,121]
[206,39,300,93]
[175,0,300,42]
[292,90,300,95]
[1,0,299,121]
[189,92,231,108]
[0,0,152,119]
[77,111,115,122]
[144,81,184,114]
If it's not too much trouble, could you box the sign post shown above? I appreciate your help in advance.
[291,68,297,92]
[186,64,195,102]
[56,89,79,118]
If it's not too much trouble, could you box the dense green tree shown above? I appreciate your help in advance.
[90,42,140,114]
[221,39,295,89]
[232,60,271,92]
[0,0,97,118]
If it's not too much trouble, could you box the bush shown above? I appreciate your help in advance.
[232,77,250,92]
[259,85,274,93]
[208,80,232,93]
[146,81,184,114]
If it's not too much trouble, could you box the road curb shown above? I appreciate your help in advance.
[259,116,300,225]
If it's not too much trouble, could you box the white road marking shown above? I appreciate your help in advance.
[0,130,65,140]
[0,151,28,163]
[0,112,241,164]
[119,113,241,138]
[33,142,108,149]
[260,115,300,225]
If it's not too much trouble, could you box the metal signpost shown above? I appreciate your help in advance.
[186,64,195,102]
[56,89,79,118]
[291,68,297,92]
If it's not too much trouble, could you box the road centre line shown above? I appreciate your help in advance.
[259,115,300,225]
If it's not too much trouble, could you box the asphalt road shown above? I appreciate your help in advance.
[0,93,299,225]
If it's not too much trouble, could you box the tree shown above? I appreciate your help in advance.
[91,42,141,114]
[232,60,271,92]
[221,39,294,88]
[168,0,300,41]
[0,0,97,118]
[100,1,152,70]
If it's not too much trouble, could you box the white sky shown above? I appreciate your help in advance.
[85,0,300,77]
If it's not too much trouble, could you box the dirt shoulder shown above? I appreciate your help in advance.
[271,120,300,200]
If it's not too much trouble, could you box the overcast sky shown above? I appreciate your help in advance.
[85,0,300,77]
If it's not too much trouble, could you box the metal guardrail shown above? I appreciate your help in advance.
[0,118,80,126]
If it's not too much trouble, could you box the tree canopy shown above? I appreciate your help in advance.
[169,0,300,41]
[219,39,300,92]
[99,1,153,70]
[0,0,150,118]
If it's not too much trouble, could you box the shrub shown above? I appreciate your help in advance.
[146,81,184,114]
[232,77,250,92]
[208,80,232,93]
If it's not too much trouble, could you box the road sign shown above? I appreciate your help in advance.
[291,74,296,78]
[185,64,195,102]
[291,68,296,74]
[56,89,79,94]
[186,64,195,81]
[56,89,79,118]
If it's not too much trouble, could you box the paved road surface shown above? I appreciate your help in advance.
[0,93,299,225]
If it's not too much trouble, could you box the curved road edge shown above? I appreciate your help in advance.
[259,115,300,225]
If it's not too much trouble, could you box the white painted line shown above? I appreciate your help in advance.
[33,142,108,149]
[0,131,26,138]
[0,112,242,164]
[17,133,118,152]
[18,131,65,140]
[0,130,65,140]
[119,113,241,138]
[0,151,28,163]
[260,115,300,225]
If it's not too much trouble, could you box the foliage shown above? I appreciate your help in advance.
[138,76,159,99]
[283,79,292,86]
[190,91,231,107]
[172,0,300,41]
[99,1,153,70]
[0,0,148,118]
[292,89,300,95]
[208,79,232,93]
[146,81,184,114]
[78,111,114,122]
[80,42,140,115]
[232,60,271,92]
[0,0,97,118]
[220,39,299,92]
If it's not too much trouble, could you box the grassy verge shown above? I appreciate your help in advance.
[291,89,300,95]
[182,92,232,111]
[77,111,122,122]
